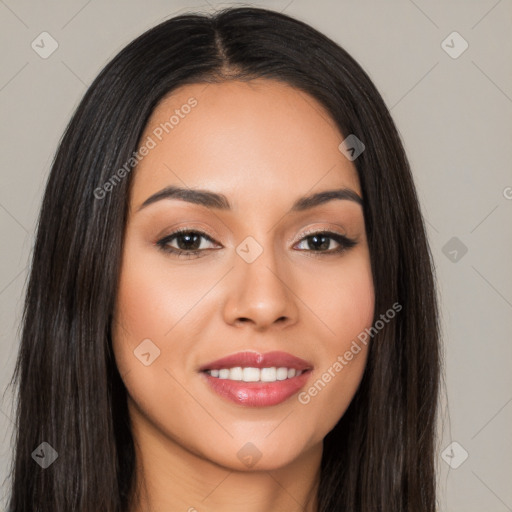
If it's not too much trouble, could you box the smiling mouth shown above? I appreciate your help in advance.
[198,350,313,406]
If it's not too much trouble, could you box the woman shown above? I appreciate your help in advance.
[7,6,440,511]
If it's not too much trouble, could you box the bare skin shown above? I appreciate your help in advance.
[112,78,375,512]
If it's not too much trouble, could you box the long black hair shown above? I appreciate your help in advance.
[7,7,440,511]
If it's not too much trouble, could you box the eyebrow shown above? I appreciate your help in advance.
[138,185,363,212]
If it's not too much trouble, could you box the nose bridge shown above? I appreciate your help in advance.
[222,232,298,329]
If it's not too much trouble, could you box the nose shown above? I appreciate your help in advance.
[222,242,299,331]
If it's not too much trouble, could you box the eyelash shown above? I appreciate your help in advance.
[155,227,357,259]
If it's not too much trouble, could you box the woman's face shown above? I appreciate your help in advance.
[112,79,375,471]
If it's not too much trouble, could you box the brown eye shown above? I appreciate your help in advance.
[295,231,357,255]
[156,229,218,258]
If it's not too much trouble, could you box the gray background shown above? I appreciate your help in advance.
[0,0,511,510]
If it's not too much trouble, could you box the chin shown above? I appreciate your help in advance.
[205,439,314,473]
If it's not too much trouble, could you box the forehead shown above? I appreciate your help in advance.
[130,79,361,210]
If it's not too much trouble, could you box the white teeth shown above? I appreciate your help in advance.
[206,367,304,382]
[276,367,288,380]
[229,367,243,380]
[260,367,276,382]
[243,367,260,382]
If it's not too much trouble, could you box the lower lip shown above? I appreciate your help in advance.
[201,370,312,407]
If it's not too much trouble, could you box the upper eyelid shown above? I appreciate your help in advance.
[157,225,217,242]
[295,226,349,239]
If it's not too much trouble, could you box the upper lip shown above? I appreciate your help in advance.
[199,351,313,372]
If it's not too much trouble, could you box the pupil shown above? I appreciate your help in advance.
[309,235,329,251]
[178,232,200,250]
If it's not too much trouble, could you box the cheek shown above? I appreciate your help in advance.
[326,252,375,378]
[112,245,206,346]
[110,253,199,437]
[304,251,375,345]
[111,241,174,380]
[294,252,374,430]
